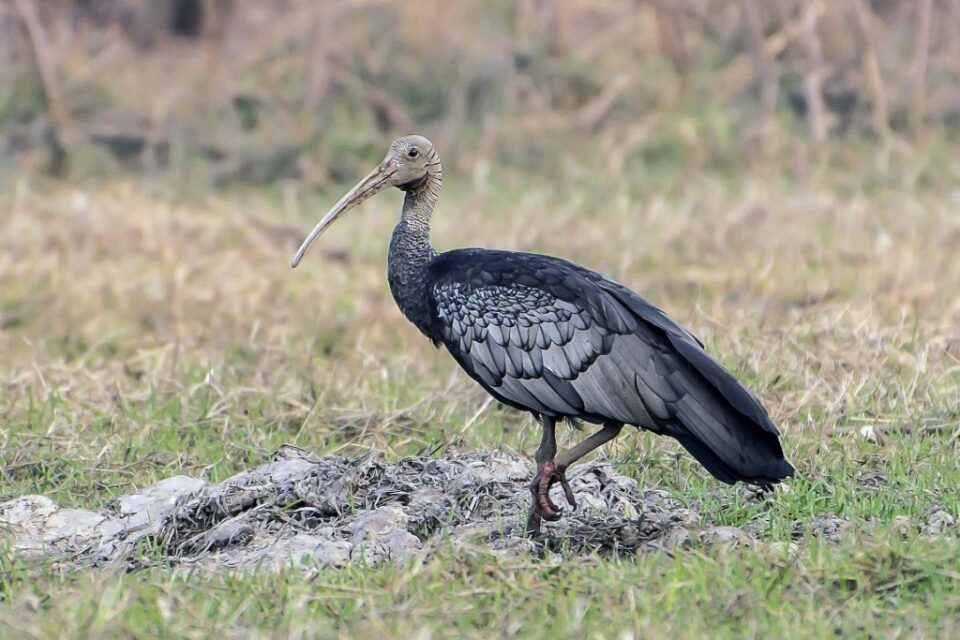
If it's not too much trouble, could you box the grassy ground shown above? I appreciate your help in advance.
[1,142,960,637]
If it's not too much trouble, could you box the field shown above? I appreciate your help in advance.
[1,136,959,638]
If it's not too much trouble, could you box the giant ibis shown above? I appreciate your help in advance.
[291,135,794,535]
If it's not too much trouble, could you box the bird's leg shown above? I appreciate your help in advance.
[551,422,625,507]
[526,421,625,535]
[527,416,559,534]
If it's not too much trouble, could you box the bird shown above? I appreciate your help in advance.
[291,135,795,535]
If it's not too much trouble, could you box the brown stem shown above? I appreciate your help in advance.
[912,0,934,135]
[852,0,891,144]
[744,0,779,154]
[800,1,827,144]
[13,0,69,172]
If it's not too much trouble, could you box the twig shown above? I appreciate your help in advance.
[13,0,68,131]
[911,0,934,135]
[743,0,779,153]
[327,63,413,134]
[718,12,806,102]
[575,73,632,132]
[800,1,827,144]
[852,0,892,146]
[459,396,494,435]
[13,0,70,170]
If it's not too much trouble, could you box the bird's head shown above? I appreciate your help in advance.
[291,135,439,267]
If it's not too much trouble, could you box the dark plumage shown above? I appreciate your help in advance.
[430,249,792,486]
[292,135,794,535]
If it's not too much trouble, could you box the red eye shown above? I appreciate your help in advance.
[407,148,419,158]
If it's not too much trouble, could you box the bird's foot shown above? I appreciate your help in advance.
[525,461,577,536]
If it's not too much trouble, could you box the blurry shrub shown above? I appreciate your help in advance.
[0,0,956,185]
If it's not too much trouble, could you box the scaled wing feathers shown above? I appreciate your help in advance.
[429,249,794,485]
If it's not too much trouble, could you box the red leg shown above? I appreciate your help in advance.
[525,421,624,536]
[526,416,558,535]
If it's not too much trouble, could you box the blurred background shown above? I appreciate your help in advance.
[1,0,958,507]
[2,0,958,185]
[3,3,960,635]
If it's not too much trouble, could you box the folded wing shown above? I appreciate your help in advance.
[429,249,794,486]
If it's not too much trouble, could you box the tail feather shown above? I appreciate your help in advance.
[597,281,795,485]
[667,375,795,485]
[672,429,794,487]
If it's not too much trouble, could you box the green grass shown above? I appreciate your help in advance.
[2,534,959,638]
[2,144,960,637]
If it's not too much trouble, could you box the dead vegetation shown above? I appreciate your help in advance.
[0,158,958,538]
[2,1,960,181]
[1,447,693,571]
[12,445,950,574]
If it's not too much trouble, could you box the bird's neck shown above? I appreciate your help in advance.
[387,168,441,335]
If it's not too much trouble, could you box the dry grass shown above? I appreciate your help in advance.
[1,141,960,636]
[6,1,960,184]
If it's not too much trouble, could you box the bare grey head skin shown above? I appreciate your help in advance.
[290,135,440,268]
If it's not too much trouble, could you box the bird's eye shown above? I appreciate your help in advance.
[407,148,419,158]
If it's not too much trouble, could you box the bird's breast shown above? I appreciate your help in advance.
[386,237,438,339]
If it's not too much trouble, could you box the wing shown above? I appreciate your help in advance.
[429,249,794,485]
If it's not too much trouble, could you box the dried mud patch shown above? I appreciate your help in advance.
[2,447,953,572]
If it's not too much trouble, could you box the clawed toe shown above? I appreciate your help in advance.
[526,461,576,535]
[557,472,577,509]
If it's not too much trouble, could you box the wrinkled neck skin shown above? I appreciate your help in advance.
[387,167,441,336]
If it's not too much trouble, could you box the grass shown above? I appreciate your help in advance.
[3,535,959,638]
[1,140,960,637]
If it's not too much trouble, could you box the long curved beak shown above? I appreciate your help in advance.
[290,165,394,268]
